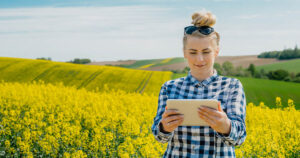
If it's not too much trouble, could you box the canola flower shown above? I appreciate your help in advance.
[0,81,299,157]
[0,80,167,157]
[139,64,155,69]
[235,100,299,158]
[160,58,173,64]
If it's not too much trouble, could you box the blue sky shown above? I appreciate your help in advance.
[0,0,300,62]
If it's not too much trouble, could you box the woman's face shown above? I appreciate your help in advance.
[183,36,219,74]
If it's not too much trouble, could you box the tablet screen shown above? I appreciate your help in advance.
[166,99,219,126]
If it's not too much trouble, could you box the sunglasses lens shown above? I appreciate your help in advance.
[184,26,214,35]
[199,27,214,35]
[184,26,197,34]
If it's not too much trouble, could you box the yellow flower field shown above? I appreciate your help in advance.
[0,81,299,157]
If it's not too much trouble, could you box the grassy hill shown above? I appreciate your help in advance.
[172,72,300,110]
[0,57,171,94]
[256,58,300,73]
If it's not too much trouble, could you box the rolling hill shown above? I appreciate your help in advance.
[256,58,300,73]
[0,57,171,94]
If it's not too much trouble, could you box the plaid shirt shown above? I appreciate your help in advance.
[151,69,247,158]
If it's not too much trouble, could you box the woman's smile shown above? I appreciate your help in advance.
[194,64,205,68]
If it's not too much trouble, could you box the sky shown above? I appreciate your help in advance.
[1,0,300,62]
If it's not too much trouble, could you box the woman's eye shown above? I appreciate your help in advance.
[203,52,210,54]
[190,52,196,54]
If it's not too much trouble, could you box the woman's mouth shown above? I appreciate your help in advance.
[195,64,205,68]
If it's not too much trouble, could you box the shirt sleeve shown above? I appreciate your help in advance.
[151,82,174,143]
[215,79,247,147]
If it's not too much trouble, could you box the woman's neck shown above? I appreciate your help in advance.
[191,68,214,82]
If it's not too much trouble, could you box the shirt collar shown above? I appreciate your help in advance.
[186,69,218,87]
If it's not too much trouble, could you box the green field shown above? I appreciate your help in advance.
[120,59,163,68]
[150,57,185,67]
[172,72,300,110]
[119,57,185,69]
[0,57,171,94]
[256,58,300,73]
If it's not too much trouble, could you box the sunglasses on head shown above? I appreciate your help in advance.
[184,26,214,35]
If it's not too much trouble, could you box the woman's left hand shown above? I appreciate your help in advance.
[197,102,231,135]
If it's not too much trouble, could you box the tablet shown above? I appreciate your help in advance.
[166,99,219,126]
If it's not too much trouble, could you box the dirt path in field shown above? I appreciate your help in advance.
[135,72,152,93]
[140,72,153,94]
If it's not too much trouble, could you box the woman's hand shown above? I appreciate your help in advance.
[197,102,231,135]
[160,109,184,133]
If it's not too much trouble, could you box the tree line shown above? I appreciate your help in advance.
[258,45,300,60]
[36,57,91,64]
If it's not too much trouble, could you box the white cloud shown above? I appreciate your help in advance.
[0,6,181,36]
[0,6,299,61]
[0,6,188,61]
[235,14,261,19]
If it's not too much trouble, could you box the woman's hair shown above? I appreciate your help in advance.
[183,10,220,50]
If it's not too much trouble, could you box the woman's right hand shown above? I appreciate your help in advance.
[160,109,184,133]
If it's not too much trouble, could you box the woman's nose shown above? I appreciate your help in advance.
[196,54,204,61]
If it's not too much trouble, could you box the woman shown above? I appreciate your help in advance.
[151,10,247,158]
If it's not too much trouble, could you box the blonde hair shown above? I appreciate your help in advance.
[183,10,220,50]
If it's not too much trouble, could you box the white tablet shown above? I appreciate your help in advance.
[166,99,219,126]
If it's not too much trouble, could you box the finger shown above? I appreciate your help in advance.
[199,113,216,127]
[163,109,181,118]
[165,114,184,123]
[163,109,175,118]
[198,107,221,117]
[167,118,184,127]
[218,102,225,112]
[198,109,219,121]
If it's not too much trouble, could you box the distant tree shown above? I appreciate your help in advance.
[36,57,52,61]
[289,72,296,81]
[292,76,300,83]
[258,68,268,79]
[258,51,280,58]
[258,44,300,60]
[222,61,234,76]
[68,58,91,64]
[247,63,256,77]
[267,69,289,81]
[214,63,223,75]
[234,66,244,77]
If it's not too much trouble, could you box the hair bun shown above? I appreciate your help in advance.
[191,10,216,27]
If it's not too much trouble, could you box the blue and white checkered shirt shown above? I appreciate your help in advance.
[151,69,247,158]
